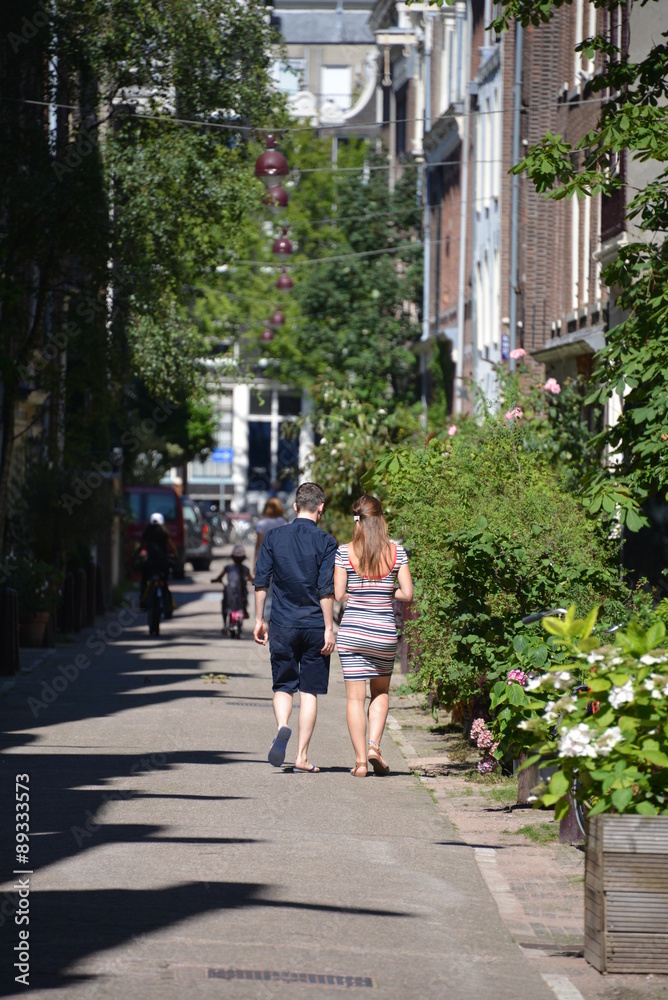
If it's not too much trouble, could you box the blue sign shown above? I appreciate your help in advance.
[501,334,510,360]
[211,447,233,463]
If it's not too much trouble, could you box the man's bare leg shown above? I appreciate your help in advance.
[273,690,294,730]
[294,692,318,769]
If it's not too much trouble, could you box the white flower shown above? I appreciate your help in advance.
[378,408,387,416]
[663,684,668,698]
[610,656,624,665]
[652,690,662,700]
[586,652,604,664]
[609,680,634,709]
[330,448,338,456]
[558,723,597,758]
[643,674,663,692]
[527,674,548,691]
[640,654,667,665]
[553,671,573,691]
[594,726,624,756]
[543,701,558,723]
[320,436,327,444]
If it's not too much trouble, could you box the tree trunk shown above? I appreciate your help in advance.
[516,753,540,805]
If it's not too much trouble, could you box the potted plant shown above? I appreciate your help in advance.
[9,556,63,648]
[489,606,668,974]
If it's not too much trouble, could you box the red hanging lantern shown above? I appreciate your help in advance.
[263,185,289,212]
[272,228,293,257]
[261,327,274,342]
[276,269,294,291]
[254,134,289,186]
[269,308,285,327]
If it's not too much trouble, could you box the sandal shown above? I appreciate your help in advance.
[367,740,390,776]
[350,762,367,777]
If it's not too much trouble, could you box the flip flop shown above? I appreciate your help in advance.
[293,764,320,773]
[268,726,292,767]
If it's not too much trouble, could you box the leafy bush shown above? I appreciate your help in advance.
[495,608,668,817]
[366,414,629,713]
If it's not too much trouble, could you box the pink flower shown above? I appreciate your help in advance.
[544,377,561,395]
[510,348,527,360]
[504,406,524,421]
[478,753,499,775]
[448,424,458,437]
[507,668,529,687]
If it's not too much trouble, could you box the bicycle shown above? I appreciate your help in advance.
[145,572,173,637]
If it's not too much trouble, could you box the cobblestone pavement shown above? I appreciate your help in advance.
[386,691,668,1000]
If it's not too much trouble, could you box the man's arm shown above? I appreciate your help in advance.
[319,595,335,655]
[253,588,269,645]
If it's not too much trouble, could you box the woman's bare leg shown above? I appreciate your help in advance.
[368,675,391,748]
[345,680,368,765]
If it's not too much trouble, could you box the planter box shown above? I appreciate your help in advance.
[585,814,668,974]
[19,611,50,649]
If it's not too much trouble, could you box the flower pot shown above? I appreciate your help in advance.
[585,814,668,974]
[19,611,50,649]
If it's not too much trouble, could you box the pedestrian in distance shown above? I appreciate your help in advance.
[334,495,413,777]
[211,545,253,635]
[254,482,337,773]
[253,497,288,572]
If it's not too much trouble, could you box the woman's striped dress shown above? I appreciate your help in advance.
[335,543,408,681]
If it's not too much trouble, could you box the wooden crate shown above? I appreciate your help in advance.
[585,814,668,973]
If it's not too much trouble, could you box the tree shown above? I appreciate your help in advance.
[490,0,668,532]
[0,0,282,558]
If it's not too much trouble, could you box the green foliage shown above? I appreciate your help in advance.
[495,608,668,817]
[366,415,629,711]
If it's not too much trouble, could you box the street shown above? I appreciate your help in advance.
[0,558,560,1000]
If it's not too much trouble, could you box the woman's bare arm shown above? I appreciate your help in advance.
[334,565,348,603]
[393,563,413,602]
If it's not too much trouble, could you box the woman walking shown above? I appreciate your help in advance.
[334,495,413,776]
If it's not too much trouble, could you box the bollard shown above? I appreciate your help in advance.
[0,588,20,674]
[85,563,96,627]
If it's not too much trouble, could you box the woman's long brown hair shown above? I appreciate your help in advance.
[350,495,393,580]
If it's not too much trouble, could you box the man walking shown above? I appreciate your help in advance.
[253,482,337,772]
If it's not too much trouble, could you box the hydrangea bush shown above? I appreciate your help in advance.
[490,607,668,818]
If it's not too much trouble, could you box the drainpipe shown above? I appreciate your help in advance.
[455,0,471,412]
[508,19,523,371]
[420,14,433,427]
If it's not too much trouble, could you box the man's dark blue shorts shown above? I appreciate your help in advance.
[268,623,330,695]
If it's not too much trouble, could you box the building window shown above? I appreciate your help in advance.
[272,59,305,96]
[321,66,352,111]
[188,390,233,482]
[247,387,302,493]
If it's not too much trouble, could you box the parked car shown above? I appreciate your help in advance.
[123,485,186,578]
[181,497,213,571]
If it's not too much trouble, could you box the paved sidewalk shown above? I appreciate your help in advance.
[1,573,565,999]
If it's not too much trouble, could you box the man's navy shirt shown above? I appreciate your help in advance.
[254,518,337,628]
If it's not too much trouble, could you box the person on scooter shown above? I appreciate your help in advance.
[211,545,253,635]
[138,513,175,614]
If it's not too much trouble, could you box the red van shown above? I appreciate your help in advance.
[123,485,186,578]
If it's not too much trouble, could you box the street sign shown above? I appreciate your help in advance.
[501,334,510,360]
[211,447,233,463]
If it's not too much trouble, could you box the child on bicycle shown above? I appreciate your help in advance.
[211,545,253,635]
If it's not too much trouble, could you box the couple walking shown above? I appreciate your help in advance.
[253,482,413,776]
